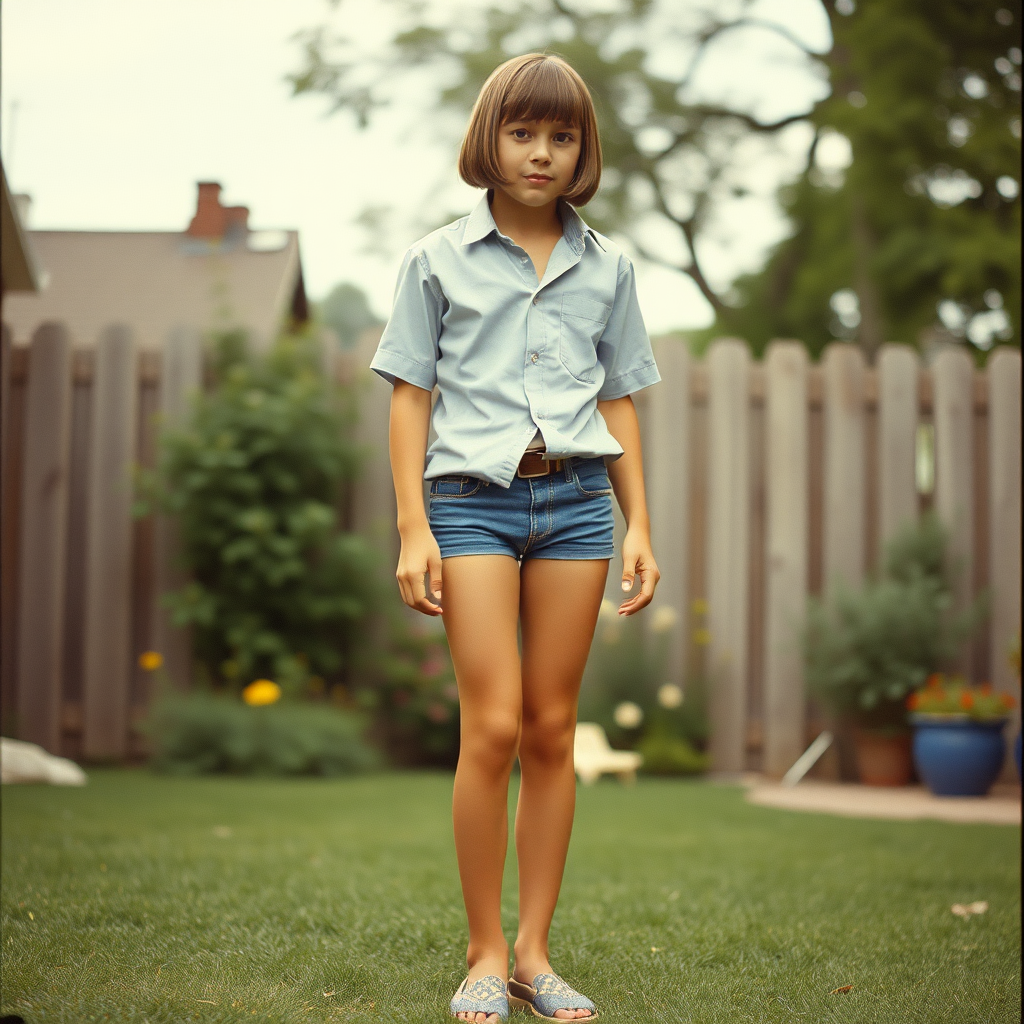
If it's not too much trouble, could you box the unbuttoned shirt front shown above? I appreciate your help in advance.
[370,191,661,488]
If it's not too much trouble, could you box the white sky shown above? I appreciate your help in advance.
[1,0,832,333]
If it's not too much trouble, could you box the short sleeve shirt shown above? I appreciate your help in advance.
[370,191,661,488]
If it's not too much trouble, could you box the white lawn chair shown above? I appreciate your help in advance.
[573,722,643,785]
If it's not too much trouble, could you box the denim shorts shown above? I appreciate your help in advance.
[427,456,616,561]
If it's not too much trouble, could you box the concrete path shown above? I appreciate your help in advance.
[745,780,1021,826]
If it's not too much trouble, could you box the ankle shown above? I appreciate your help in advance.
[512,943,550,978]
[466,942,509,973]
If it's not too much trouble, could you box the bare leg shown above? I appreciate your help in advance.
[513,558,608,1020]
[443,554,523,1023]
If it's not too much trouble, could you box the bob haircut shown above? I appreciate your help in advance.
[458,53,602,207]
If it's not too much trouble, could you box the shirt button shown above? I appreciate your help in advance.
[532,296,540,304]
[531,353,539,363]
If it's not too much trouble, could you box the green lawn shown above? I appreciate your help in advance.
[1,771,1019,1023]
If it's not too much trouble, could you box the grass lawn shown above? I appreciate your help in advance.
[1,770,1020,1023]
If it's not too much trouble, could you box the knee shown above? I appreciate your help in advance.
[461,710,521,775]
[520,707,576,768]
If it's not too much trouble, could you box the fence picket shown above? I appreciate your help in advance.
[706,339,751,773]
[763,342,809,776]
[932,348,975,671]
[822,343,867,591]
[648,339,689,688]
[987,348,1021,706]
[16,323,73,753]
[152,326,203,690]
[82,325,138,757]
[877,345,919,554]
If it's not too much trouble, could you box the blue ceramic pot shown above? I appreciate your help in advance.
[911,715,1008,797]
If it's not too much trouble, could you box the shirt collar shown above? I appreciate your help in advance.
[461,191,606,253]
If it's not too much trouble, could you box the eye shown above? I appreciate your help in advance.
[554,132,575,144]
[511,128,530,140]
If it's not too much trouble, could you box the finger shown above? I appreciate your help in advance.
[409,570,443,616]
[621,561,637,593]
[427,552,443,603]
[619,567,657,615]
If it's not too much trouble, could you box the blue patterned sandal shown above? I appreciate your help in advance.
[450,974,509,1021]
[506,973,597,1021]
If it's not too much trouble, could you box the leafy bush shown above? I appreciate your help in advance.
[637,732,710,776]
[579,602,710,774]
[145,690,380,776]
[907,674,1016,721]
[804,512,987,727]
[138,332,379,691]
[356,616,461,768]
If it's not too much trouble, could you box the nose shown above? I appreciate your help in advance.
[529,137,552,164]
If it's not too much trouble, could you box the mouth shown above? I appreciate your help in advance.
[524,174,554,184]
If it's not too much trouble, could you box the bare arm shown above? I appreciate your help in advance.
[389,379,443,615]
[597,394,660,615]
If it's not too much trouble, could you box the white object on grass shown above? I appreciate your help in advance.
[781,731,834,787]
[1,737,87,785]
[574,722,643,785]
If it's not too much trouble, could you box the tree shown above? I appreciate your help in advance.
[319,281,383,348]
[290,0,1021,359]
[721,0,1021,359]
[290,0,829,317]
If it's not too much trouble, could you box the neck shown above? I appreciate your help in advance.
[488,188,562,239]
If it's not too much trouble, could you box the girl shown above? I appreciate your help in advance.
[370,53,661,1023]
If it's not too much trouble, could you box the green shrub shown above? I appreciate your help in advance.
[137,331,379,691]
[356,615,461,768]
[637,732,710,776]
[145,690,380,776]
[579,603,709,768]
[804,512,987,727]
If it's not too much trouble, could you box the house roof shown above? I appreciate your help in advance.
[3,228,305,350]
[1,163,44,294]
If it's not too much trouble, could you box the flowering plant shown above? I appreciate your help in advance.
[907,674,1016,721]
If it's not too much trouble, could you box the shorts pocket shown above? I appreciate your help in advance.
[571,459,612,497]
[429,475,484,499]
[559,295,610,384]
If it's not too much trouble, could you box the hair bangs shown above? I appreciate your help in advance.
[500,59,588,130]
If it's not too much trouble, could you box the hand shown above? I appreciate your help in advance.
[619,527,659,616]
[396,523,444,616]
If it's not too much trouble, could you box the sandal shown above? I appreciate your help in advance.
[507,973,598,1021]
[450,974,510,1022]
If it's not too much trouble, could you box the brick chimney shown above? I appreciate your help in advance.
[186,181,249,239]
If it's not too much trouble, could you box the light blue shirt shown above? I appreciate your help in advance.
[370,191,661,488]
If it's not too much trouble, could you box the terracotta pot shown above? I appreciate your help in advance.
[852,728,912,786]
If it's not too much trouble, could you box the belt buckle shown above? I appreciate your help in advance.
[518,451,552,479]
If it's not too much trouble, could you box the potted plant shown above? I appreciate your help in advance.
[907,675,1016,796]
[803,513,986,786]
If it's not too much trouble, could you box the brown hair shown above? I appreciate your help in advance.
[458,53,602,207]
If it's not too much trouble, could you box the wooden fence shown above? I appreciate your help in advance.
[2,322,1021,776]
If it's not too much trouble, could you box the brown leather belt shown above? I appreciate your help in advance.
[517,449,565,478]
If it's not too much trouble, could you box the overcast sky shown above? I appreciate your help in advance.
[2,0,832,333]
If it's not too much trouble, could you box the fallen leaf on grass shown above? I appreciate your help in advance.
[197,999,219,1004]
[651,947,661,953]
[324,991,335,998]
[212,826,233,839]
[829,985,853,995]
[951,901,988,918]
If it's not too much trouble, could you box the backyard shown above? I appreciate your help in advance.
[1,772,1019,1023]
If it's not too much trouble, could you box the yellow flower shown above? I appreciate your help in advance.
[243,679,281,706]
[138,651,163,672]
[691,598,709,616]
[692,627,712,647]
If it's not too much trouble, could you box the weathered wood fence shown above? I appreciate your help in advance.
[2,322,1021,776]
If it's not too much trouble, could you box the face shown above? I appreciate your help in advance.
[495,119,582,207]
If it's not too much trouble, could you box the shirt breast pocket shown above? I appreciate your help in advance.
[559,295,611,384]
